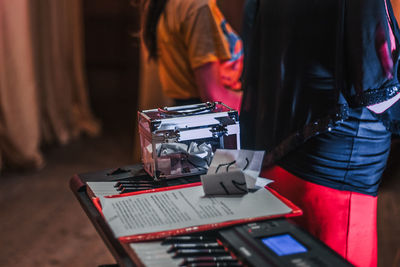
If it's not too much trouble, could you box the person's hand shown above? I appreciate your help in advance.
[194,61,243,112]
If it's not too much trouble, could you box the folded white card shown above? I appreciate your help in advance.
[201,171,248,195]
[201,149,273,195]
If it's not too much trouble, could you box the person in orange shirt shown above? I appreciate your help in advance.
[142,0,243,110]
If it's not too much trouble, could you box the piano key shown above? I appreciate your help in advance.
[180,255,236,264]
[130,241,181,267]
[130,235,242,267]
[172,249,228,258]
[184,263,242,267]
[167,242,221,252]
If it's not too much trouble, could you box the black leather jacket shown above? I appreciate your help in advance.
[241,0,400,166]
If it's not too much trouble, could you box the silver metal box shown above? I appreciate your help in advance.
[138,102,240,179]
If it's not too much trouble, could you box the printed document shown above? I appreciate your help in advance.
[100,185,292,238]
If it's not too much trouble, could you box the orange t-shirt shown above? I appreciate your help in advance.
[157,0,243,99]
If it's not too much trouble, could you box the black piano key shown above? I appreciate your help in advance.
[172,249,228,258]
[167,242,221,252]
[162,236,216,245]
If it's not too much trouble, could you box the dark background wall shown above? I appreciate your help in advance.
[81,0,245,158]
[82,0,140,138]
[218,0,245,32]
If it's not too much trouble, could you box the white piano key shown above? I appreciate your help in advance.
[130,241,181,267]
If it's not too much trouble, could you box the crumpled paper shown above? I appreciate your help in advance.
[156,142,213,170]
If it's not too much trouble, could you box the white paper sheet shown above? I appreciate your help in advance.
[100,185,292,238]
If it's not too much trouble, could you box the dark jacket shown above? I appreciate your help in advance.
[241,0,400,167]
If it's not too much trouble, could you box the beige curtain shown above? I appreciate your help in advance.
[0,0,100,171]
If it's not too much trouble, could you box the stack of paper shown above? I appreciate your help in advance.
[98,184,298,241]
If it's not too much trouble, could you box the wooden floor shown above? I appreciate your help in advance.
[0,131,399,267]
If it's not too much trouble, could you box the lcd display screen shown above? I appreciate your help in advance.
[261,234,308,256]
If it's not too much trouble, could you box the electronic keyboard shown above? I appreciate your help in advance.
[71,164,353,267]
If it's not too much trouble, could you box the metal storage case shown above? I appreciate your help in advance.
[138,102,240,179]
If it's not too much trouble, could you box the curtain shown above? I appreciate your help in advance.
[0,0,100,171]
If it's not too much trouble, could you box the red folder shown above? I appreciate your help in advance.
[92,182,302,243]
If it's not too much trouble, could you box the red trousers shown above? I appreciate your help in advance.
[261,165,377,267]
